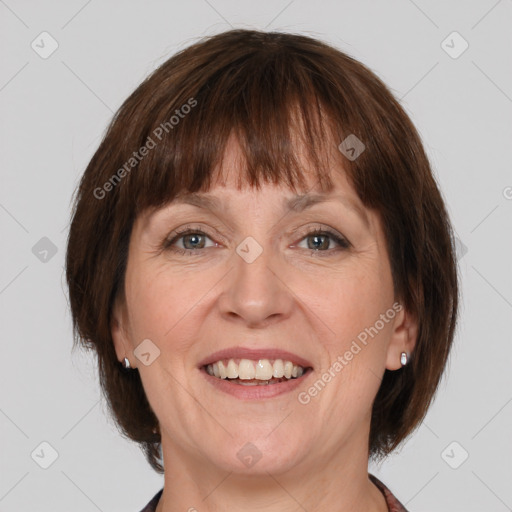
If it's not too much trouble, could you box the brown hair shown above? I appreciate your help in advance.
[66,29,459,473]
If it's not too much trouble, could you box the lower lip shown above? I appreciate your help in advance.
[200,367,313,400]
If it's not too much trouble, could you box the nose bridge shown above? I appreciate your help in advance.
[219,233,292,327]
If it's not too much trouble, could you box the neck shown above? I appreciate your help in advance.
[155,435,388,512]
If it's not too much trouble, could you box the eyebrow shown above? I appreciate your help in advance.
[172,192,370,228]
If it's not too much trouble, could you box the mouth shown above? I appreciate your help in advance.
[198,347,313,394]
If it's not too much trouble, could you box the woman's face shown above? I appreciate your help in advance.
[112,137,415,476]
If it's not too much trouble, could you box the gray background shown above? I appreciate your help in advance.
[1,1,511,511]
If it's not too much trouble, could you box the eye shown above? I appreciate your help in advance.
[163,224,351,257]
[163,226,218,255]
[294,227,351,254]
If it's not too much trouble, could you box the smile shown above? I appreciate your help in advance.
[205,358,306,385]
[199,346,313,398]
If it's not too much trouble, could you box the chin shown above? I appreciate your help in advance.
[202,433,308,476]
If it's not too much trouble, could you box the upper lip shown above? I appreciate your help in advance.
[198,346,313,369]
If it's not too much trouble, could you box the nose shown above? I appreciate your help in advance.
[217,240,294,328]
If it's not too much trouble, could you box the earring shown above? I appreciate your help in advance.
[400,352,408,366]
[122,357,132,369]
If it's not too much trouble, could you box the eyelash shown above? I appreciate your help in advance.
[163,224,351,257]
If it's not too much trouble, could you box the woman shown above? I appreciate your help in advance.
[66,29,459,512]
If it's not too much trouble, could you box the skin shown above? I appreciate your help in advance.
[112,135,417,512]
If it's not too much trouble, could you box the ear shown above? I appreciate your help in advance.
[111,297,135,368]
[385,304,418,371]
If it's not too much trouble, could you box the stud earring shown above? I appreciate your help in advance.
[400,352,408,366]
[122,357,132,369]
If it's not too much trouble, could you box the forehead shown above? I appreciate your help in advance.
[143,136,371,232]
[205,131,350,194]
[138,129,368,222]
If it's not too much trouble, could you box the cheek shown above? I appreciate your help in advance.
[311,265,393,343]
[302,272,395,404]
[125,274,170,339]
[124,261,210,354]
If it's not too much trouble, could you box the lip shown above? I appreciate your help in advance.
[200,366,313,400]
[198,346,314,369]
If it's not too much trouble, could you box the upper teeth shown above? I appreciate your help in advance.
[206,359,305,380]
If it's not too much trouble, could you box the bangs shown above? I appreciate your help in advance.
[114,37,366,215]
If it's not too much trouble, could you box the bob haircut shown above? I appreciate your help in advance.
[66,29,459,473]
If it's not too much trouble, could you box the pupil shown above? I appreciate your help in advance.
[185,234,203,249]
[310,235,327,250]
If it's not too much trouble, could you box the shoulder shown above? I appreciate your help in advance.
[369,474,409,512]
[139,488,163,512]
